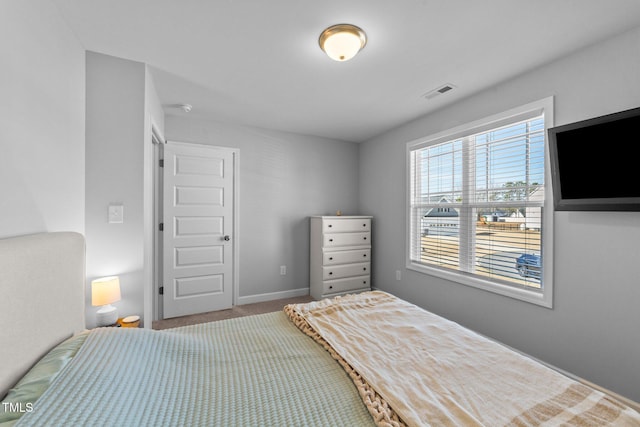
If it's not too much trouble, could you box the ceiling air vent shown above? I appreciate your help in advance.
[423,83,456,100]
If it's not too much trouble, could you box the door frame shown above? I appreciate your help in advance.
[151,128,164,322]
[152,140,239,321]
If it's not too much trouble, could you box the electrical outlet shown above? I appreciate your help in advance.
[395,270,401,281]
[280,265,287,275]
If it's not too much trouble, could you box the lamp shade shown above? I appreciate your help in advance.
[91,276,121,306]
[319,24,367,61]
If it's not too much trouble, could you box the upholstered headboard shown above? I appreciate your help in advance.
[0,232,85,398]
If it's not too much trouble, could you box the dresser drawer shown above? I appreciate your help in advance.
[323,218,370,233]
[323,249,370,265]
[323,262,369,280]
[323,232,370,247]
[323,276,370,295]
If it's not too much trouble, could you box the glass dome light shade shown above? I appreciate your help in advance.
[319,24,367,61]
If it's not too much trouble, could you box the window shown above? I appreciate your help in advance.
[406,98,554,307]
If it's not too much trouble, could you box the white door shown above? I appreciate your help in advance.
[162,142,235,319]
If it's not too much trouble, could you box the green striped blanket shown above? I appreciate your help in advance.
[17,312,374,426]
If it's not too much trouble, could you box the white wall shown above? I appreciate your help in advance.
[85,52,164,328]
[0,0,85,238]
[360,26,640,402]
[165,117,360,302]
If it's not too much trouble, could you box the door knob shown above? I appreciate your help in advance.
[223,235,231,241]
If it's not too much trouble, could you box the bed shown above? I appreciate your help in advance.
[1,232,639,426]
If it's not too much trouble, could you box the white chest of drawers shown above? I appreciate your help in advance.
[310,216,372,300]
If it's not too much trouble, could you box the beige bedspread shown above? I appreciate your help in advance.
[285,291,640,427]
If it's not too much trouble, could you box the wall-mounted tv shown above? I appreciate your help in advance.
[548,106,640,211]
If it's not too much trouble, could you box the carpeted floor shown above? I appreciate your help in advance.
[152,295,314,330]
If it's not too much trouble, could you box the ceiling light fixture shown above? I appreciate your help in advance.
[319,24,367,62]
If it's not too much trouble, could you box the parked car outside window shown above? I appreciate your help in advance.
[515,253,541,280]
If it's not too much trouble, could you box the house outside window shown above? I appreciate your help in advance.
[406,98,554,307]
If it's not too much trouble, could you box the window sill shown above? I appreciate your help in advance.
[406,261,553,308]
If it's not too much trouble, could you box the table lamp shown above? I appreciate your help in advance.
[91,276,121,326]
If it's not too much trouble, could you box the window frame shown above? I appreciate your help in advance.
[405,97,554,308]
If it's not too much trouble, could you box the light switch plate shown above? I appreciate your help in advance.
[108,204,124,223]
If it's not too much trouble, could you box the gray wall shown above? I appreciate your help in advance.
[165,117,360,302]
[0,0,85,238]
[85,52,164,328]
[360,26,640,402]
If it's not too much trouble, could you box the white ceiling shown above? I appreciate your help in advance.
[52,0,640,142]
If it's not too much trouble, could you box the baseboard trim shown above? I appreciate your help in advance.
[237,287,310,306]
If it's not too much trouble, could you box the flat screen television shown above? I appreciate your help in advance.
[548,106,640,211]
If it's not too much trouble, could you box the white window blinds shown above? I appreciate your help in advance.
[409,115,546,291]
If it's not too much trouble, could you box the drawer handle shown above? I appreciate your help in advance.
[329,285,333,289]
[363,223,367,227]
[329,257,334,261]
[329,272,333,275]
[363,280,367,284]
[363,237,367,240]
[363,254,367,258]
[329,238,333,242]
[328,224,333,228]
[363,267,367,271]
